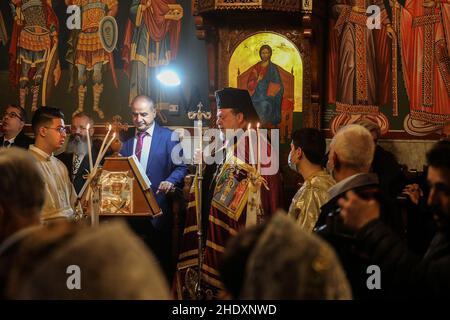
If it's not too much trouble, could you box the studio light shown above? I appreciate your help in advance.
[156,70,181,87]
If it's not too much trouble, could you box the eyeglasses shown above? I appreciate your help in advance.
[45,126,68,134]
[2,111,24,121]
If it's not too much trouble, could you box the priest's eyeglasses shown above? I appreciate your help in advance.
[45,126,68,134]
[2,111,24,121]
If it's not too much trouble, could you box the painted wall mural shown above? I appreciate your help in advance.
[326,0,450,137]
[229,32,303,143]
[0,0,209,127]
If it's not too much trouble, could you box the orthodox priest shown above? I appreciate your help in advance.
[174,88,282,299]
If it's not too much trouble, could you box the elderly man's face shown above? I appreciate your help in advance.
[131,99,156,132]
[216,109,243,131]
[427,166,450,232]
[1,106,24,137]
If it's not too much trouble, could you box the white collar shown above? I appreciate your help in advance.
[4,136,16,144]
[29,145,53,161]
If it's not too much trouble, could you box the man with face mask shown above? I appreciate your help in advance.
[287,128,334,232]
[58,113,97,194]
[339,140,450,299]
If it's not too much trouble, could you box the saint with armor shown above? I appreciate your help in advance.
[65,0,118,119]
[9,0,61,112]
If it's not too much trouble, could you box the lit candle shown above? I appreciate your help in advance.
[93,124,111,171]
[257,122,261,173]
[99,132,116,162]
[248,123,255,168]
[86,123,93,171]
[99,125,112,160]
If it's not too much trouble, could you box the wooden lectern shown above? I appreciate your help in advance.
[97,155,161,217]
[78,116,161,221]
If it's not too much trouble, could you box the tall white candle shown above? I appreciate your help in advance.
[99,125,111,159]
[93,124,111,171]
[248,123,256,168]
[86,123,93,171]
[99,132,116,162]
[257,123,261,173]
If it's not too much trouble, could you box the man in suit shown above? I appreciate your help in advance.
[58,113,97,194]
[0,105,33,149]
[120,95,188,279]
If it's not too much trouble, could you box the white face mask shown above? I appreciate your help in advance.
[288,151,298,173]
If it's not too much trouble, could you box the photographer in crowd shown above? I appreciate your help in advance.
[339,140,450,299]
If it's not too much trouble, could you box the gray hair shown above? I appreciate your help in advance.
[0,148,45,214]
[330,124,375,172]
[357,119,381,140]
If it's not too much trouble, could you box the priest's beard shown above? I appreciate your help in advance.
[66,134,88,155]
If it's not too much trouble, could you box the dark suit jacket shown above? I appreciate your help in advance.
[0,131,33,149]
[355,220,450,299]
[120,123,188,231]
[57,148,100,195]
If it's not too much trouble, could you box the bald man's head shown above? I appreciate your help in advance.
[131,95,157,132]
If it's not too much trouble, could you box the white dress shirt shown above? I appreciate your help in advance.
[29,145,77,222]
[132,122,155,173]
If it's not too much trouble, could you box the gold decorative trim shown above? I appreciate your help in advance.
[206,240,225,253]
[209,215,238,236]
[178,249,198,260]
[336,102,379,114]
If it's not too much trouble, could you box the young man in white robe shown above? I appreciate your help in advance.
[29,107,76,223]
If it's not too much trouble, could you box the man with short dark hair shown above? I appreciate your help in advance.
[339,140,450,298]
[0,148,45,298]
[287,128,335,232]
[29,107,76,222]
[0,105,33,149]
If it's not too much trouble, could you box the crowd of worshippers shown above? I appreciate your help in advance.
[1,89,450,299]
